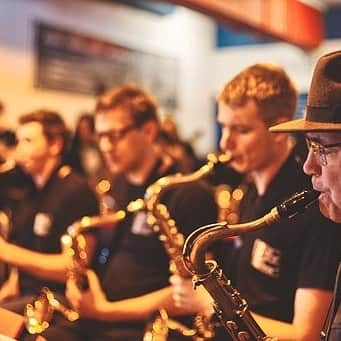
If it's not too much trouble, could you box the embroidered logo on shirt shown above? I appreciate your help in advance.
[131,211,153,236]
[251,238,281,278]
[33,213,52,236]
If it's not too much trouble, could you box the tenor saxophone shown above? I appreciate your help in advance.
[183,190,319,341]
[141,152,231,341]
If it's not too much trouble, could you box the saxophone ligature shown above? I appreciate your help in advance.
[141,152,232,341]
[183,190,319,341]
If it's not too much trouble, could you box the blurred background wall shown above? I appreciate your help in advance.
[0,0,340,155]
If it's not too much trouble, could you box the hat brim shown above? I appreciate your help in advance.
[270,118,341,132]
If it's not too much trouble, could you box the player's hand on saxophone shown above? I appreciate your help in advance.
[66,269,108,320]
[170,274,214,317]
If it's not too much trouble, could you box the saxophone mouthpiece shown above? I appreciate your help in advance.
[276,190,319,219]
[207,151,232,165]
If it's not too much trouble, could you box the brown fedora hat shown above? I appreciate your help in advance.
[270,50,341,132]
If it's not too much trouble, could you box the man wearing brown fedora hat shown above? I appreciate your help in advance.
[172,63,341,340]
[271,50,341,340]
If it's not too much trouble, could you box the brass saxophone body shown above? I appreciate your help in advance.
[23,152,230,337]
[25,210,127,334]
[183,190,319,341]
[25,287,79,335]
[142,153,231,341]
[61,210,127,290]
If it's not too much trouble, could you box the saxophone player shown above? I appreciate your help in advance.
[270,50,341,341]
[39,84,218,340]
[0,110,99,313]
[172,64,341,340]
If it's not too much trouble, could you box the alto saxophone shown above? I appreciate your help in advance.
[183,190,319,341]
[61,210,127,290]
[141,152,231,341]
[25,210,127,334]
[0,159,77,335]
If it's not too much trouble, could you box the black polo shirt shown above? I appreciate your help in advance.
[99,158,218,302]
[233,153,341,322]
[9,165,99,294]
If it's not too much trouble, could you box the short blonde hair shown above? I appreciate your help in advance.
[218,64,298,126]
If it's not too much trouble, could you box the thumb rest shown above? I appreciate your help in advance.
[183,190,319,341]
[141,152,232,341]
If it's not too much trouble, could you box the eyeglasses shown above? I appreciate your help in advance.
[305,138,341,166]
[96,124,138,145]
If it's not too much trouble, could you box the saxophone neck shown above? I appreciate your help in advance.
[144,152,232,208]
[66,210,127,236]
[183,190,319,277]
[183,212,278,276]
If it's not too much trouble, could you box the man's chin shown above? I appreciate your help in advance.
[230,161,246,174]
[319,197,341,223]
[109,166,121,175]
[19,164,32,175]
[107,161,121,174]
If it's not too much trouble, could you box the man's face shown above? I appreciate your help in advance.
[303,132,341,223]
[217,99,276,175]
[16,122,50,176]
[95,108,150,175]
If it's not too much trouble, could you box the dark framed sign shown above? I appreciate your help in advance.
[34,22,178,110]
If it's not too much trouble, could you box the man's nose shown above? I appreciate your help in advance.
[303,148,320,176]
[98,136,114,153]
[219,129,234,151]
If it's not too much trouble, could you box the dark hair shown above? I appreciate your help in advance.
[218,64,298,126]
[65,113,96,175]
[95,83,159,126]
[0,130,16,146]
[19,109,69,154]
[76,113,95,133]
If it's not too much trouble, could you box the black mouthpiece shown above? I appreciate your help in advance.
[276,190,319,219]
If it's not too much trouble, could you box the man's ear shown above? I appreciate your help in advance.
[49,136,64,156]
[141,120,159,141]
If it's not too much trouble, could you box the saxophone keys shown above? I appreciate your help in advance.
[237,331,251,340]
